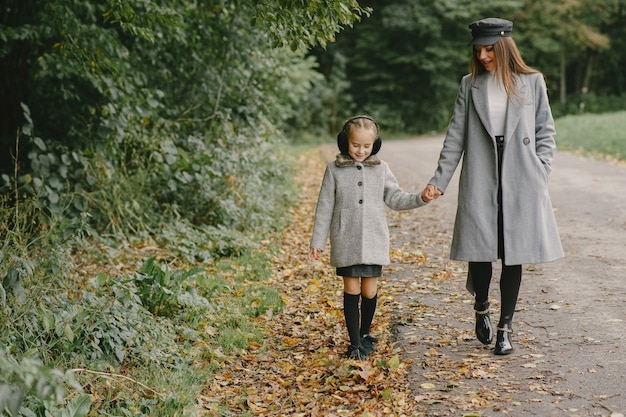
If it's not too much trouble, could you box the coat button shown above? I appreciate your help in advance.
[358,181,363,186]
[523,137,530,145]
[359,199,363,204]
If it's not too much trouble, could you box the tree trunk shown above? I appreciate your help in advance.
[582,50,593,95]
[560,40,567,105]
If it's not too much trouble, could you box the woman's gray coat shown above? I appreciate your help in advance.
[429,72,564,266]
[311,154,426,268]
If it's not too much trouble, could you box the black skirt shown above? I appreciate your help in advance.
[336,264,382,277]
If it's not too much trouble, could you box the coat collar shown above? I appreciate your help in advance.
[471,72,528,138]
[335,153,381,167]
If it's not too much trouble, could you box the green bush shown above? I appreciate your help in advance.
[0,350,91,417]
[133,256,209,317]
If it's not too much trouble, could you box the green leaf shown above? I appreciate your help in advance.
[33,137,47,151]
[61,394,91,417]
[380,387,393,400]
[64,324,75,342]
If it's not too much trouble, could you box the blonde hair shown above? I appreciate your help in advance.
[470,36,538,98]
[343,116,379,139]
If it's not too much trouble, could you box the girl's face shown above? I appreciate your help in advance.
[348,127,377,162]
[474,45,496,72]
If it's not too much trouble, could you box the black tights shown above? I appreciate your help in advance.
[469,262,522,325]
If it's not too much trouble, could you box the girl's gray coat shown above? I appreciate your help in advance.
[311,154,426,268]
[429,72,564,265]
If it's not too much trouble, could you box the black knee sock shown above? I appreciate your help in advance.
[469,262,492,304]
[499,264,522,325]
[360,293,378,337]
[344,292,361,346]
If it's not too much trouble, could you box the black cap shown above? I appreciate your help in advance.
[469,18,513,45]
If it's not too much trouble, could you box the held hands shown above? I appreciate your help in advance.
[421,184,442,203]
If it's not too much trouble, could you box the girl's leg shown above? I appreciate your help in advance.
[360,277,378,337]
[359,277,378,354]
[343,277,362,351]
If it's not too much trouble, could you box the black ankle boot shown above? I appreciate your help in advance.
[474,300,493,345]
[494,323,513,355]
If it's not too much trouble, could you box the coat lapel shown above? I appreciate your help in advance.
[471,73,492,136]
[504,74,527,137]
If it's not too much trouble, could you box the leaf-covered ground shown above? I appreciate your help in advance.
[198,146,626,417]
[198,150,424,416]
[196,148,518,417]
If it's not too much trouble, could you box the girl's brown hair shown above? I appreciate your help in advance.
[470,37,537,98]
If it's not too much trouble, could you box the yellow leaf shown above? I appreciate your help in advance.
[389,354,400,370]
[282,337,299,346]
[425,348,439,357]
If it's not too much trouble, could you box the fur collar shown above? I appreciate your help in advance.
[335,153,381,167]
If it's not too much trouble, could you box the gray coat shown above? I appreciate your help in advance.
[429,72,564,265]
[311,154,426,268]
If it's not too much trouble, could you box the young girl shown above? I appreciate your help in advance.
[309,115,428,360]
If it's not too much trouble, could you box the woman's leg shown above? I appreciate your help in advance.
[469,262,492,303]
[498,264,522,324]
[469,262,493,344]
[495,264,522,355]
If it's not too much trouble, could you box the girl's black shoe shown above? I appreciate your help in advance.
[494,323,513,355]
[360,334,378,355]
[347,345,367,360]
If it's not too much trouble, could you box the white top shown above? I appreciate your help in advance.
[487,71,507,137]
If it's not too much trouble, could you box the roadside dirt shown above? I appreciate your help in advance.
[321,135,626,416]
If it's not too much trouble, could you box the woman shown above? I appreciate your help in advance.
[421,18,564,355]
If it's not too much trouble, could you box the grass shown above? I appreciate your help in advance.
[555,110,626,163]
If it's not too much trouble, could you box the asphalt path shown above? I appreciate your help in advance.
[375,135,626,416]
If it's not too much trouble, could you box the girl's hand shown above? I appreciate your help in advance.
[308,248,321,262]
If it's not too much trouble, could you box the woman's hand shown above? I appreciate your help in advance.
[421,184,442,202]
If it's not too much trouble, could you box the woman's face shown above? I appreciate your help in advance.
[347,127,376,162]
[474,45,496,72]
